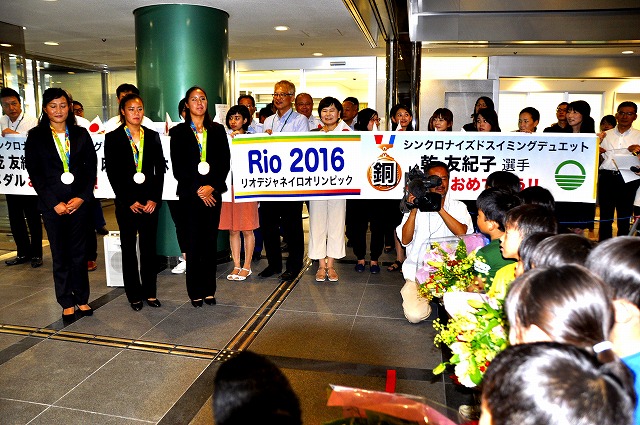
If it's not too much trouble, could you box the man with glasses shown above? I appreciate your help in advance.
[0,87,42,268]
[295,93,320,130]
[598,101,640,240]
[259,80,308,281]
[543,102,569,132]
[238,94,260,133]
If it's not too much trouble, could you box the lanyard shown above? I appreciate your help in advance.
[271,109,293,132]
[9,114,24,131]
[124,126,144,173]
[190,122,207,162]
[51,126,70,172]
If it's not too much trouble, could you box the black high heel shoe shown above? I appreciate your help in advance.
[191,299,203,308]
[204,297,216,305]
[146,299,161,307]
[131,301,144,311]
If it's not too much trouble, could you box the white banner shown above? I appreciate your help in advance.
[230,131,598,203]
[0,131,598,203]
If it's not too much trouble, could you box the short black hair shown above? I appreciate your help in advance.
[505,203,558,238]
[237,94,255,107]
[617,101,638,113]
[317,96,343,117]
[518,232,555,272]
[482,342,635,425]
[213,351,302,425]
[72,100,83,108]
[0,87,21,103]
[587,236,640,308]
[116,83,139,98]
[178,97,186,116]
[354,108,377,131]
[485,171,521,192]
[600,114,617,128]
[476,187,521,231]
[518,185,555,212]
[343,96,359,109]
[519,106,540,122]
[226,104,251,132]
[530,234,595,269]
[425,160,450,178]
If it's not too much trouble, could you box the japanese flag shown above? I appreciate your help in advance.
[88,116,104,134]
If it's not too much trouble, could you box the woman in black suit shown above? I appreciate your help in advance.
[25,88,97,321]
[169,86,230,307]
[105,93,165,311]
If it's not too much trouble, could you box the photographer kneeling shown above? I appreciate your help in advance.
[397,161,473,323]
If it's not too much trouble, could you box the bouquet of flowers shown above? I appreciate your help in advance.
[433,295,508,388]
[416,234,488,303]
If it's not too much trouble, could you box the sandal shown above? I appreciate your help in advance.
[234,268,252,281]
[387,260,402,272]
[315,267,327,282]
[327,267,339,282]
[227,267,241,280]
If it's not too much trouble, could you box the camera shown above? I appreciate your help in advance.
[401,166,442,212]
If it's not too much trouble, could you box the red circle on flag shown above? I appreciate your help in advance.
[89,123,99,132]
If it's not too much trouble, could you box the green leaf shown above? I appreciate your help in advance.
[433,363,447,375]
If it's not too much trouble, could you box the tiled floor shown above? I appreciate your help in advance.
[0,202,465,424]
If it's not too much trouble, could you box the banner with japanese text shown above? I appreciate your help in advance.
[0,131,598,203]
[230,131,599,202]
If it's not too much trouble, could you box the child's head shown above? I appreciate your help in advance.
[515,232,554,276]
[476,187,522,236]
[529,234,595,269]
[213,351,302,425]
[480,342,635,425]
[517,185,555,212]
[587,237,640,309]
[499,204,558,260]
[485,171,521,192]
[506,265,613,347]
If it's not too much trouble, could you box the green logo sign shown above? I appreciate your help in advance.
[554,160,586,191]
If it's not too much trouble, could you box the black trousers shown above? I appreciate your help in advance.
[347,199,385,261]
[259,200,304,273]
[6,194,42,258]
[598,170,640,240]
[183,194,221,300]
[167,200,188,253]
[42,206,90,309]
[114,203,160,303]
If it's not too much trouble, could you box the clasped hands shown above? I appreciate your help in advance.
[197,185,217,207]
[54,197,84,215]
[130,200,157,214]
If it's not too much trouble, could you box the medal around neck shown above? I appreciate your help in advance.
[133,172,146,184]
[198,161,210,175]
[61,172,74,185]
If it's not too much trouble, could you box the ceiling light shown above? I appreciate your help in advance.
[0,43,12,47]
[67,71,75,75]
[312,52,323,56]
[274,26,289,31]
[622,50,634,55]
[44,41,59,46]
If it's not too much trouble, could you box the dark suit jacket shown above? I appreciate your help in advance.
[104,124,165,207]
[25,124,97,212]
[169,121,230,198]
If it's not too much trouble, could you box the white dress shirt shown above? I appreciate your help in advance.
[1,113,38,134]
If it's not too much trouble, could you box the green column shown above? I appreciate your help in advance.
[134,4,230,257]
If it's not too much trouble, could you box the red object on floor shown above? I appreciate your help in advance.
[385,369,397,393]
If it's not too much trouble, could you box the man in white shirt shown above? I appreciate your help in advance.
[342,97,359,130]
[1,88,42,267]
[104,83,154,132]
[397,161,473,323]
[259,80,308,281]
[598,101,640,240]
[238,94,260,133]
[295,93,321,131]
